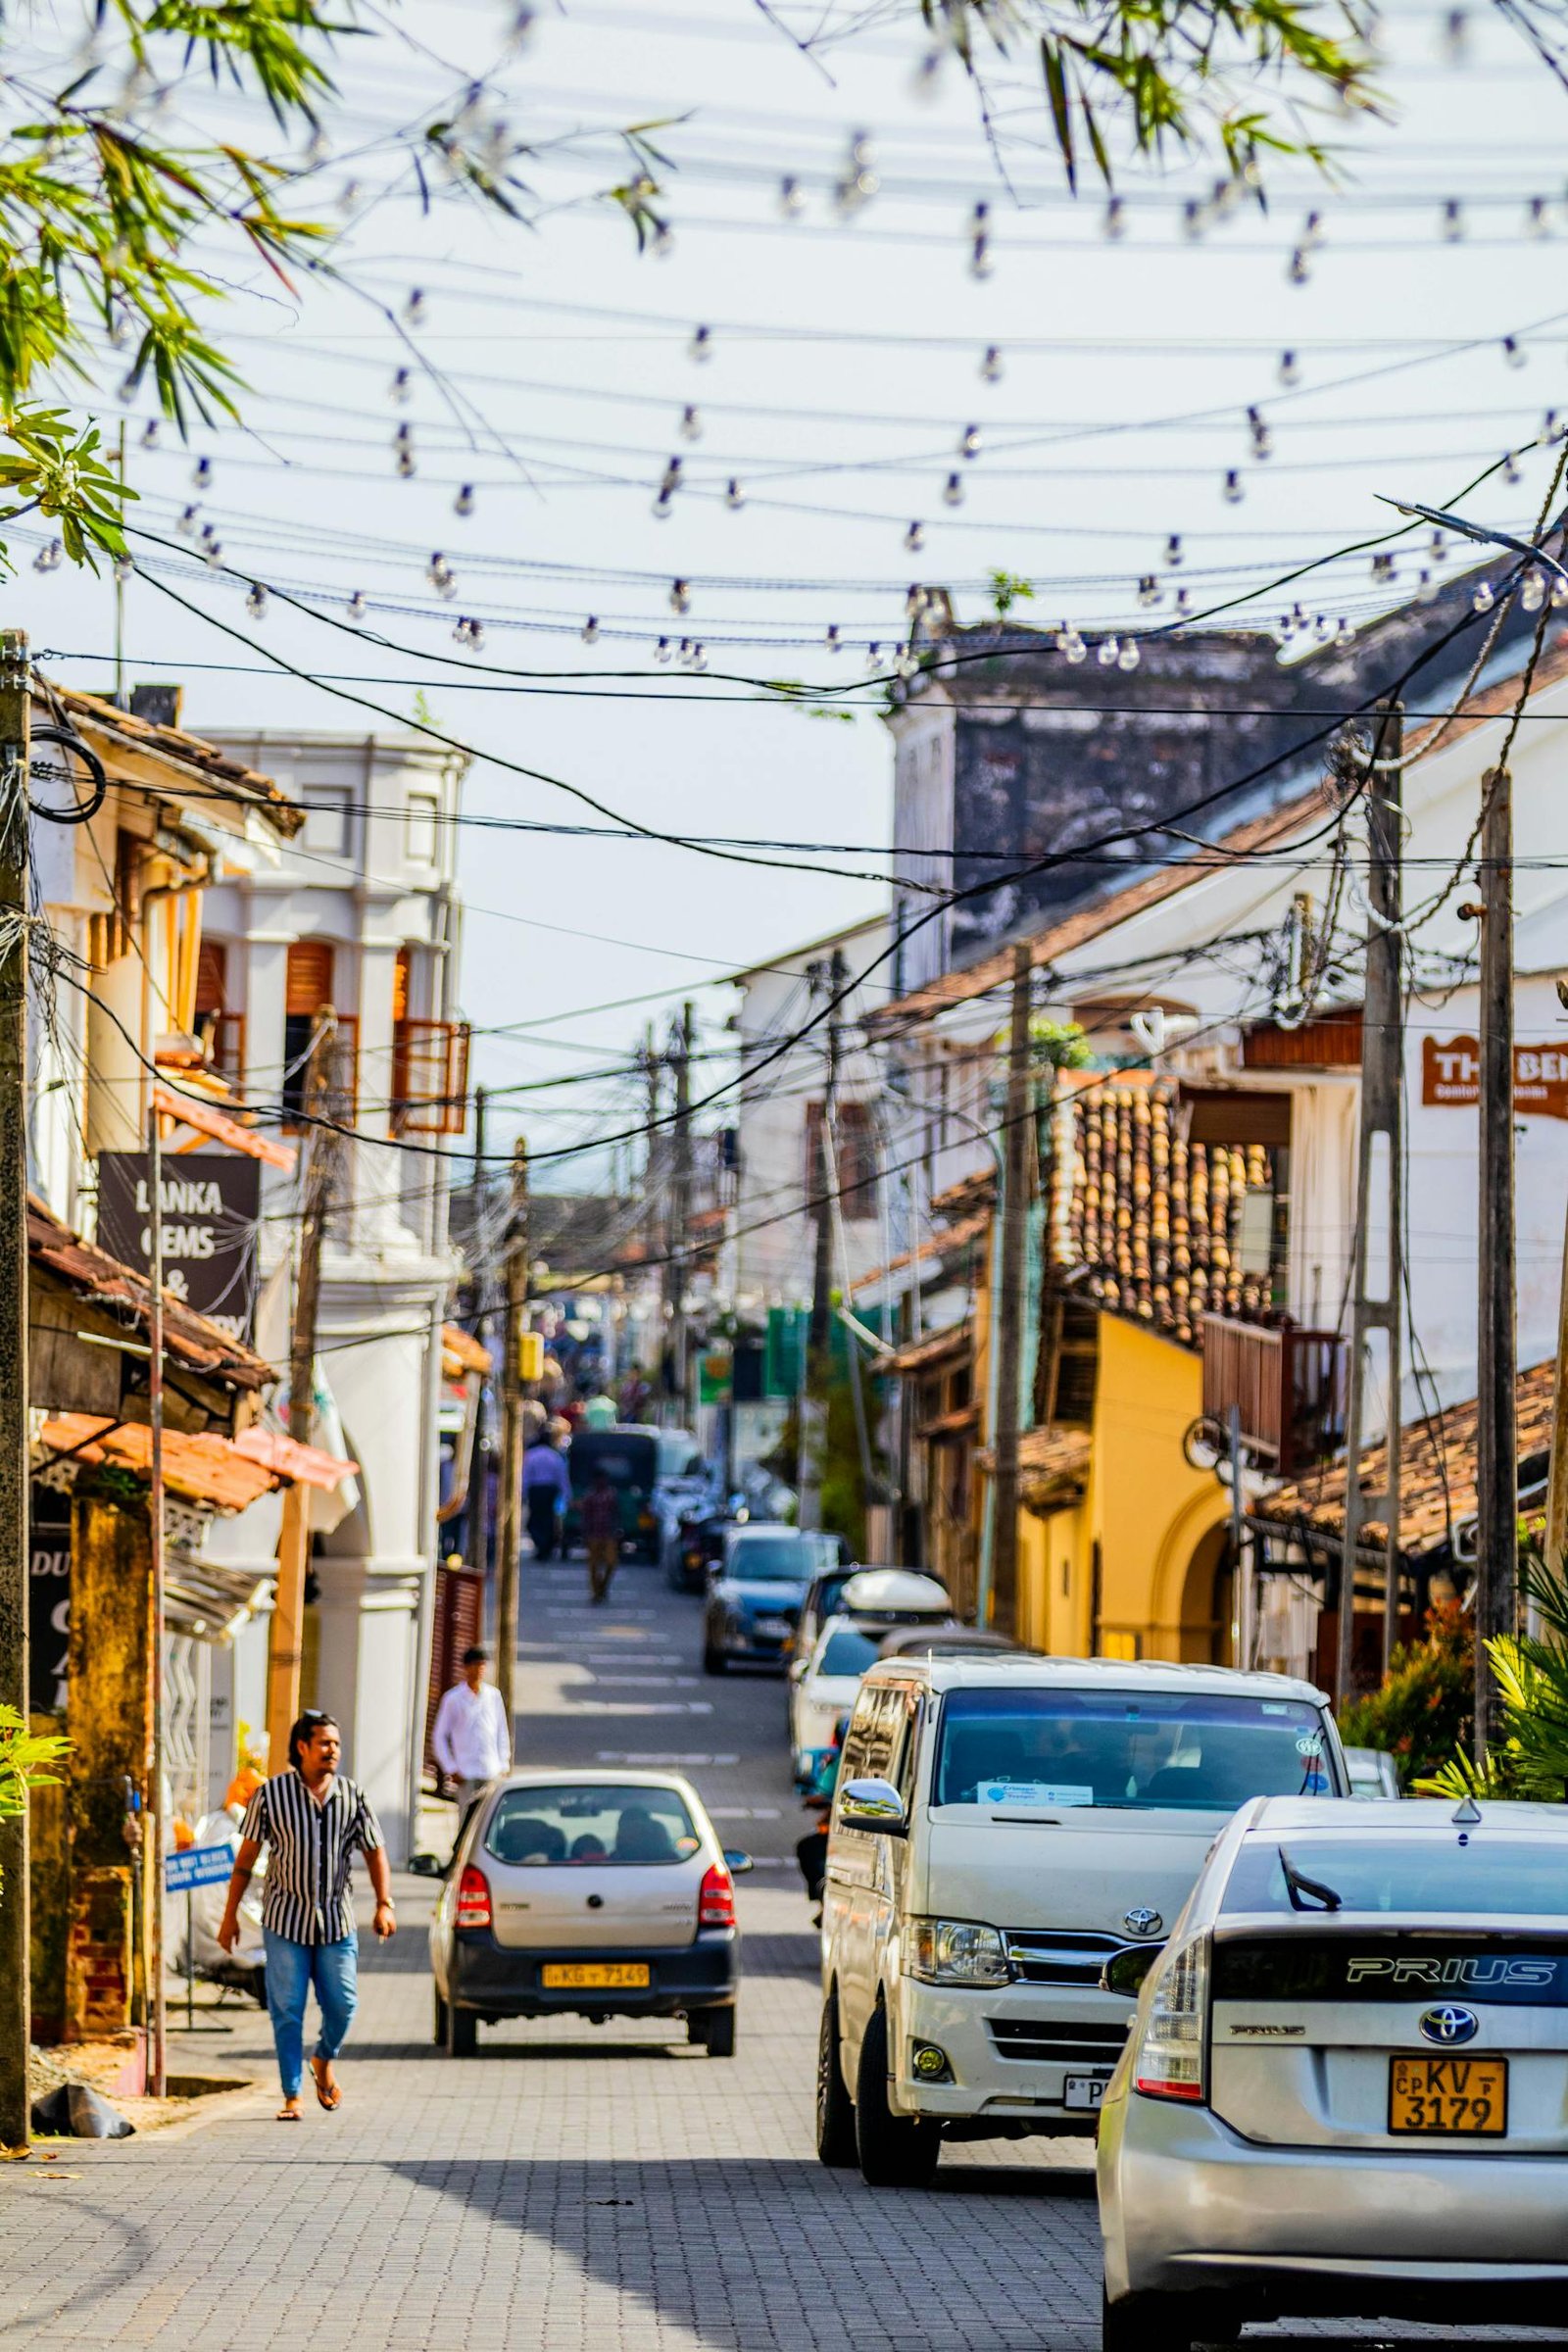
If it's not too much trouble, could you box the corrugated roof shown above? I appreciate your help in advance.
[28,1196,271,1390]
[1254,1360,1556,1560]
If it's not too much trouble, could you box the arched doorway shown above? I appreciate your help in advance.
[1177,1521,1232,1664]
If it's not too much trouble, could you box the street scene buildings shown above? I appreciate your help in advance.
[7,2,1568,2348]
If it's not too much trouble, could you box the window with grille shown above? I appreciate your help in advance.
[282,943,335,1127]
[391,1018,470,1135]
[194,938,244,1088]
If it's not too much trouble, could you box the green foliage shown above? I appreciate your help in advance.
[1337,1599,1474,1788]
[813,1351,877,1560]
[989,569,1035,616]
[0,1705,70,1900]
[1419,1556,1568,1802]
[1028,1016,1094,1072]
[914,0,1383,190]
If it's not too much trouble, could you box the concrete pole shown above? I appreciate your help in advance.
[0,632,30,2156]
[989,943,1033,1640]
[1476,765,1517,1762]
[494,1141,528,1727]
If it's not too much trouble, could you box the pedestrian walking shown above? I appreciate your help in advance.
[523,1425,569,1561]
[582,1465,621,1603]
[217,1709,394,2123]
[431,1643,512,1834]
[579,1387,617,1431]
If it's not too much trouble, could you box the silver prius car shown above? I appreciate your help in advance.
[1098,1794,1568,2350]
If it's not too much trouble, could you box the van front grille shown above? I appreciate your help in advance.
[1005,1930,1131,1987]
[988,2017,1131,2065]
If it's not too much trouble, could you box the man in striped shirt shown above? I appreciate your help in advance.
[218,1709,395,2121]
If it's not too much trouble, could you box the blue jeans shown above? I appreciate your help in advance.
[263,1929,358,2098]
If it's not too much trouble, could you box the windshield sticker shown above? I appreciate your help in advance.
[1301,1769,1331,1794]
[980,1782,1095,1808]
[1295,1733,1325,1757]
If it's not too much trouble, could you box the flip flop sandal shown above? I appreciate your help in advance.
[312,2068,343,2112]
[275,2103,303,2123]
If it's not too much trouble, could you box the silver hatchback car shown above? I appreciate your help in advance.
[1098,1795,1568,2349]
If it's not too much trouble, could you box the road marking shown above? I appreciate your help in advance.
[596,1751,740,1765]
[564,1700,713,1715]
[581,1654,685,1666]
[585,1675,701,1689]
[708,1806,782,1820]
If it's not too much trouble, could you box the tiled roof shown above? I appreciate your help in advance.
[1050,1072,1274,1348]
[1255,1360,1556,1560]
[28,1196,272,1390]
[931,1167,997,1218]
[45,681,303,835]
[851,1207,990,1296]
[975,1424,1093,1513]
[441,1322,492,1379]
[888,1320,973,1377]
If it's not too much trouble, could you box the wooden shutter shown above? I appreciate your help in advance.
[286,941,333,1016]
[195,939,227,1014]
[392,946,411,1026]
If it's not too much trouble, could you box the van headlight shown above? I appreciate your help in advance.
[906,1918,1010,1986]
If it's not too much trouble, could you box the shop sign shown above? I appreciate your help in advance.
[1421,1035,1568,1122]
[97,1151,263,1338]
[28,1482,70,1716]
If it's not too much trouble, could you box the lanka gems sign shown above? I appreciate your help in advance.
[1421,1036,1568,1122]
[97,1151,263,1340]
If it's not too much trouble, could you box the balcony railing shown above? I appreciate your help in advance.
[1201,1314,1343,1478]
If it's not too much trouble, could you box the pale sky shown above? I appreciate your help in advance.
[18,0,1568,1185]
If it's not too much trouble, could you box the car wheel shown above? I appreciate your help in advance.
[704,2005,737,2059]
[446,2001,477,2058]
[433,1986,448,2047]
[1101,2287,1234,2352]
[703,1642,727,1675]
[854,2004,941,2188]
[685,2011,709,2047]
[815,1990,858,2167]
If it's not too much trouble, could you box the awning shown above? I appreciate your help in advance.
[231,1424,360,1491]
[442,1322,492,1379]
[37,1414,356,1510]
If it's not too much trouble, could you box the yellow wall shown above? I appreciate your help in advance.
[1016,1314,1231,1664]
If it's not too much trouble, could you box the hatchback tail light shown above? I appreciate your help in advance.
[698,1862,736,1929]
[456,1864,493,1930]
[1133,1933,1209,2103]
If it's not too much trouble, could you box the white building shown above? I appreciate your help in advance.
[200,729,468,1857]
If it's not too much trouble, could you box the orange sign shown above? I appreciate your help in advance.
[1421,1035,1568,1121]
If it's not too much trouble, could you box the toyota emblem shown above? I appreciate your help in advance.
[1122,1907,1163,1938]
[1419,2004,1480,2047]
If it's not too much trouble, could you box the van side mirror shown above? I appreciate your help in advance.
[1101,1944,1162,1997]
[838,1778,906,1836]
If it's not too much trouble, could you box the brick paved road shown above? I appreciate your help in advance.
[1,1556,1557,2350]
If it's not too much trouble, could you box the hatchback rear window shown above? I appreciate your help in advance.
[1223,1835,1568,1918]
[729,1537,820,1581]
[933,1688,1337,1810]
[820,1628,880,1677]
[485,1785,701,1867]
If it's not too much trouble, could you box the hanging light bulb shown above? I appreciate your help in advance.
[139,419,160,452]
[942,472,964,507]
[467,619,486,652]
[679,404,703,442]
[1137,575,1161,608]
[454,482,474,517]
[865,642,883,673]
[1117,639,1141,671]
[1164,534,1183,567]
[652,486,673,521]
[1249,406,1272,459]
[689,323,712,363]
[336,177,361,215]
[895,644,919,680]
[1097,636,1120,666]
[1278,349,1300,387]
[1503,451,1523,484]
[958,423,981,461]
[1552,577,1568,609]
[724,478,745,511]
[1523,570,1546,612]
[1443,199,1464,241]
[825,623,842,653]
[969,200,992,278]
[654,636,672,662]
[1103,195,1126,240]
[107,311,130,351]
[1174,589,1193,621]
[1300,210,1324,250]
[1528,196,1550,237]
[690,643,708,673]
[245,582,268,620]
[176,504,199,536]
[396,447,416,478]
[670,577,692,614]
[1064,634,1087,665]
[202,538,223,568]
[1182,199,1204,241]
[348,590,367,621]
[835,131,877,215]
[1430,528,1447,563]
[905,583,926,620]
[1544,409,1561,442]
[404,287,427,325]
[390,367,413,404]
[453,616,471,649]
[1504,335,1527,368]
[581,615,600,645]
[651,222,674,258]
[192,455,213,490]
[114,552,133,583]
[980,345,1004,384]
[427,551,451,586]
[1223,468,1244,504]
[1417,568,1439,606]
[905,519,925,552]
[778,173,805,218]
[676,638,693,666]
[1335,616,1354,648]
[1474,579,1496,613]
[1312,612,1333,643]
[32,539,62,573]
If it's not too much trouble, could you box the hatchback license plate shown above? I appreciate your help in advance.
[1064,2074,1108,2111]
[541,1963,651,1989]
[1389,2055,1507,2134]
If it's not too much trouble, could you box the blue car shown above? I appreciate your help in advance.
[702,1524,849,1675]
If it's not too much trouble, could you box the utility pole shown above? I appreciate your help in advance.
[494,1139,528,1727]
[466,1085,489,1582]
[1476,764,1516,1762]
[801,951,846,1532]
[989,942,1033,1640]
[1335,706,1405,1708]
[0,630,30,2157]
[266,1011,342,1768]
[146,1102,168,2098]
[665,1003,694,1422]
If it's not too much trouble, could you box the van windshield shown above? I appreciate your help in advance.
[932,1688,1336,1811]
[569,1436,656,1494]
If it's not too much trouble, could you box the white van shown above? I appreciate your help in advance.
[816,1654,1347,2187]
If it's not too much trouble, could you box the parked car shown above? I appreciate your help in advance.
[792,1565,949,1675]
[1098,1794,1568,2349]
[429,1769,752,2057]
[790,1618,882,1784]
[1344,1742,1402,1798]
[816,1654,1348,2189]
[874,1624,1025,1663]
[702,1525,845,1674]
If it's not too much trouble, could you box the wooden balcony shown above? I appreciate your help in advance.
[1201,1314,1343,1478]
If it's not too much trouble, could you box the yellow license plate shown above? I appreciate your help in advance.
[540,1962,651,1989]
[1389,2054,1507,2134]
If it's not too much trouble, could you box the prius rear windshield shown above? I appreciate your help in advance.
[933,1688,1337,1811]
[485,1784,700,1867]
[1224,1836,1568,1917]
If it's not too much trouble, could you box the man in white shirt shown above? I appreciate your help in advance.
[431,1644,512,1833]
